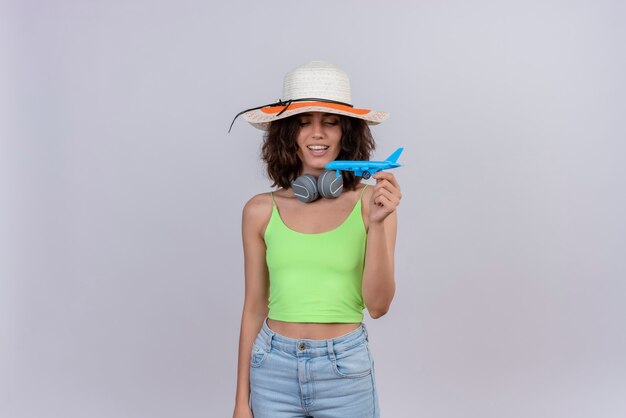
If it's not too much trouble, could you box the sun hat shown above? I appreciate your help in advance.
[229,60,389,132]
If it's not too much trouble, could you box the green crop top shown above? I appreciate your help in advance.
[263,185,368,323]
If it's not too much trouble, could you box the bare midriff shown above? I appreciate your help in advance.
[267,319,361,340]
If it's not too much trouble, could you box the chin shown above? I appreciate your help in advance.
[299,152,340,172]
[315,159,335,170]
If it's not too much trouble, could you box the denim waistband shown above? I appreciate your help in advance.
[257,318,369,358]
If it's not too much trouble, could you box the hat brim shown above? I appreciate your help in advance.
[242,101,389,130]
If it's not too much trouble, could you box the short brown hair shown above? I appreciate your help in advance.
[261,115,376,190]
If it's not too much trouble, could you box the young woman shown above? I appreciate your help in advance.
[231,61,402,418]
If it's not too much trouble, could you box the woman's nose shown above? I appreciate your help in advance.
[311,119,324,137]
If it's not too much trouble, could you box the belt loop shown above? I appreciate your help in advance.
[327,339,336,362]
[263,318,275,351]
[361,322,369,340]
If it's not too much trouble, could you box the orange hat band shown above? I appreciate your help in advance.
[260,101,371,116]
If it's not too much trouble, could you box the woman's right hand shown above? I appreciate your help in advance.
[233,404,253,418]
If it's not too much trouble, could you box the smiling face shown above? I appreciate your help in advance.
[295,112,342,176]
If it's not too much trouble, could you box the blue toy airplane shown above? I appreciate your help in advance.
[325,147,404,179]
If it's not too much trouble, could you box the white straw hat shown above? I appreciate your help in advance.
[231,61,389,131]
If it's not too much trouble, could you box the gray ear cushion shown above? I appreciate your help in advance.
[292,174,319,203]
[317,170,343,199]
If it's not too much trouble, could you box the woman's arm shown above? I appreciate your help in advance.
[361,172,402,318]
[233,194,271,417]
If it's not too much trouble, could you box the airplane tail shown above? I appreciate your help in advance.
[385,147,404,163]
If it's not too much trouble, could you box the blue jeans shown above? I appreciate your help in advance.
[249,318,380,418]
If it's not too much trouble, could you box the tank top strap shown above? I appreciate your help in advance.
[359,184,368,201]
[270,191,276,207]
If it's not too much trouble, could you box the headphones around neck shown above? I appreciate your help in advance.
[291,170,343,203]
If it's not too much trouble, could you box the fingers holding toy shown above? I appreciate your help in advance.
[373,185,401,207]
[373,171,401,193]
[369,172,402,223]
[373,172,402,203]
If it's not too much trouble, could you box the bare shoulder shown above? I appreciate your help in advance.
[358,182,373,228]
[360,182,375,201]
[243,192,273,220]
[360,181,375,207]
[242,192,274,236]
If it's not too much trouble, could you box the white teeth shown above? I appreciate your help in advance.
[308,145,329,150]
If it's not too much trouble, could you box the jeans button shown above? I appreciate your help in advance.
[298,343,306,351]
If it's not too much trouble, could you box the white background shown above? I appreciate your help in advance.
[2,1,625,417]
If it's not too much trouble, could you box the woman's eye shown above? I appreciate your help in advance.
[324,120,339,126]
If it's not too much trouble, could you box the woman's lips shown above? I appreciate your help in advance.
[307,145,329,157]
